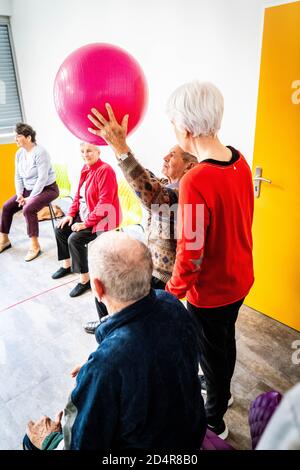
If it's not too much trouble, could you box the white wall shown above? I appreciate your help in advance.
[0,0,12,16]
[7,0,297,184]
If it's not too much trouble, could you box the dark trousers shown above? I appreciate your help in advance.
[54,215,97,274]
[0,183,59,238]
[187,298,244,426]
[95,275,166,320]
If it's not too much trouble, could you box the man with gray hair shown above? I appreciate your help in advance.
[23,231,206,450]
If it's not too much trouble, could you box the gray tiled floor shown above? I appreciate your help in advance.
[0,212,96,450]
[0,211,300,450]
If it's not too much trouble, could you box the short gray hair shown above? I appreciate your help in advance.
[166,81,224,137]
[181,150,198,164]
[88,231,153,303]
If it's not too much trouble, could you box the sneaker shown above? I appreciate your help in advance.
[70,281,91,297]
[199,375,207,395]
[52,267,71,279]
[207,420,229,440]
[83,320,101,334]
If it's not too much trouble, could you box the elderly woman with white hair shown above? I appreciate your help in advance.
[87,81,254,440]
[163,81,254,439]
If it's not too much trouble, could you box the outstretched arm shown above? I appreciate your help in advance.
[88,103,173,209]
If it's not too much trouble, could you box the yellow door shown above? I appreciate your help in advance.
[0,143,17,207]
[246,1,300,331]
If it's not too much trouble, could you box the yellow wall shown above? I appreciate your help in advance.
[0,143,17,208]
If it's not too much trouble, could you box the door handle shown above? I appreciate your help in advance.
[253,167,272,198]
[253,176,272,184]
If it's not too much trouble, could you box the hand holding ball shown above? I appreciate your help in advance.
[88,103,131,155]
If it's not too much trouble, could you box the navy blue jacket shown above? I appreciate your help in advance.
[63,290,206,450]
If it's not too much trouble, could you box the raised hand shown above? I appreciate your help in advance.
[88,103,130,156]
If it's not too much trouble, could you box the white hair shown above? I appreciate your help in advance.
[88,231,153,303]
[166,81,224,137]
[79,141,100,151]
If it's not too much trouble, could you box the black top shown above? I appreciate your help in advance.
[201,146,240,166]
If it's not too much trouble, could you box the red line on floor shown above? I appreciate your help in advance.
[0,278,79,313]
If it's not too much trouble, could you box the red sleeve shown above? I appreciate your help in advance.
[166,173,210,299]
[84,166,117,229]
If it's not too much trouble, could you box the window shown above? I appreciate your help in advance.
[0,16,23,137]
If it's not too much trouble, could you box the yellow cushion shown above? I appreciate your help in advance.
[117,178,143,228]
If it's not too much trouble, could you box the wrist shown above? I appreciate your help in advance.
[115,145,131,158]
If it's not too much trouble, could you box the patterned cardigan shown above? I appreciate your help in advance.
[118,153,179,284]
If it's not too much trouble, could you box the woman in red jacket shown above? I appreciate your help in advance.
[51,142,121,297]
[164,81,254,439]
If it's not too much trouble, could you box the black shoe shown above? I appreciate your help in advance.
[69,281,91,297]
[207,420,229,440]
[83,320,101,334]
[52,267,71,279]
[199,374,207,395]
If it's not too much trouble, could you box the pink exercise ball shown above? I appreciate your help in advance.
[54,43,148,145]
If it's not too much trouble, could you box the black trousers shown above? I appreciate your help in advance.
[187,298,244,426]
[95,275,166,320]
[54,216,97,274]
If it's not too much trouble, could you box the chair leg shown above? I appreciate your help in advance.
[48,203,56,232]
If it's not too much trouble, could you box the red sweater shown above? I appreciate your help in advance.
[68,159,121,233]
[166,148,254,308]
